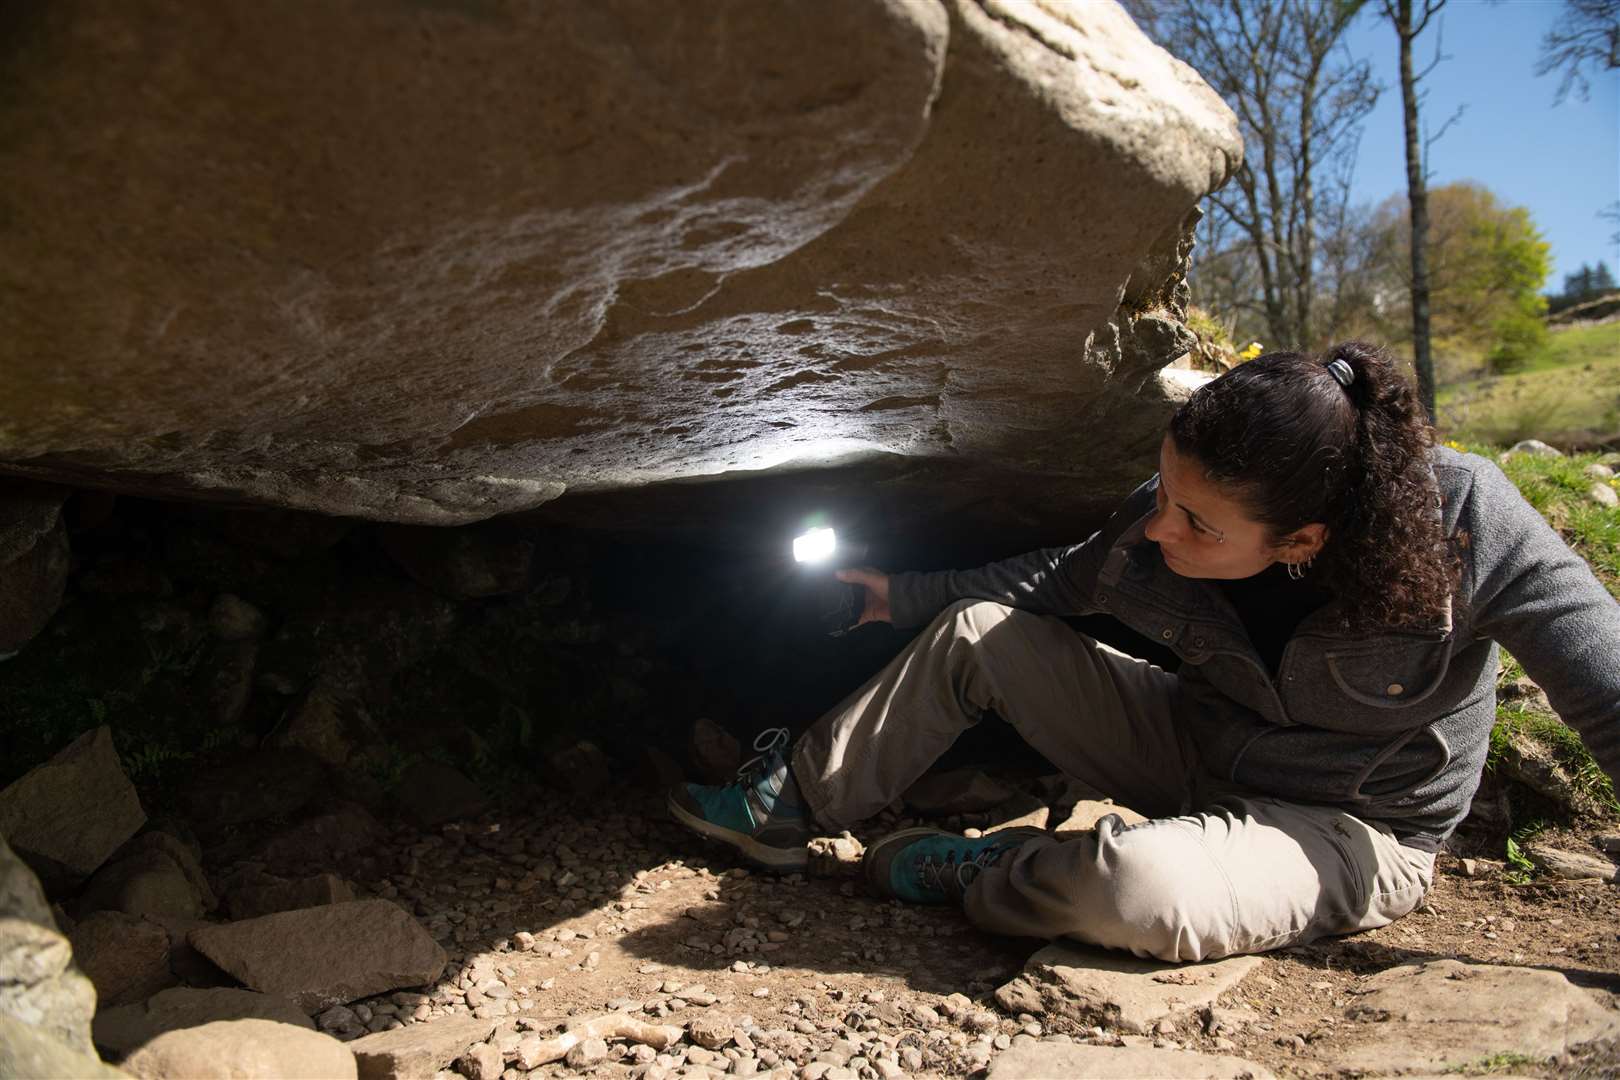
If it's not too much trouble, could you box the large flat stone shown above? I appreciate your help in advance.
[0,726,147,892]
[93,987,313,1060]
[121,1018,355,1080]
[188,900,447,1013]
[988,1042,1276,1079]
[0,1,1237,528]
[1329,959,1620,1074]
[995,944,1261,1034]
[348,1015,501,1080]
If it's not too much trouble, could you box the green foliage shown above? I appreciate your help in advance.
[1503,834,1537,885]
[1464,449,1620,875]
[1368,183,1553,366]
[1484,306,1548,375]
[1446,1050,1541,1074]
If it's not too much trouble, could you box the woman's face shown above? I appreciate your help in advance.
[1144,436,1326,580]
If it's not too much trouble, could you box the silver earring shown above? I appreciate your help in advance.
[1286,560,1303,581]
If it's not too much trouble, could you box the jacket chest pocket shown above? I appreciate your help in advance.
[1323,636,1452,710]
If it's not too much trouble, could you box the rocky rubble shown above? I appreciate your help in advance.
[1,721,1619,1078]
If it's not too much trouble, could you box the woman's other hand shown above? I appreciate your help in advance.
[835,567,892,625]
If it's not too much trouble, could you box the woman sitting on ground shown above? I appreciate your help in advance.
[669,342,1620,963]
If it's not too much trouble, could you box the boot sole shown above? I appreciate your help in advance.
[666,790,810,872]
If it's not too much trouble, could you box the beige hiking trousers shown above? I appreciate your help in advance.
[791,601,1435,963]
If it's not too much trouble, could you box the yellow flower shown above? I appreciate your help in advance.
[1445,440,1464,451]
[1238,342,1263,361]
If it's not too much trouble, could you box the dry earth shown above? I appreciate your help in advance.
[271,783,1620,1080]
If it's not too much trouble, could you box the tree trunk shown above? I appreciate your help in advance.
[1396,0,1437,423]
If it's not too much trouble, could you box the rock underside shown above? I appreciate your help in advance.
[1,0,1238,529]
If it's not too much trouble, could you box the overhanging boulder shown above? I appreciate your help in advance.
[0,0,1238,525]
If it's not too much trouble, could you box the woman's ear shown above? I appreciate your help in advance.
[1282,523,1329,562]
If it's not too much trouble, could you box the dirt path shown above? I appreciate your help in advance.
[289,789,1620,1078]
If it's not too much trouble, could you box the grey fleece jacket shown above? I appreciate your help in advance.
[888,447,1620,849]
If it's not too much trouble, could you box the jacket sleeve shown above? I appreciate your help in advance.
[886,477,1158,629]
[1464,456,1620,787]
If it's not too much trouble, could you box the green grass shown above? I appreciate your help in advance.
[1521,319,1620,374]
[1446,1051,1542,1075]
[1437,321,1620,446]
[1491,446,1620,599]
[1465,445,1620,869]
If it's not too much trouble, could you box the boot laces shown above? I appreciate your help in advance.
[918,841,1010,894]
[735,727,791,783]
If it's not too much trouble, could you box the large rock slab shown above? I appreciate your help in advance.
[0,726,147,892]
[224,871,355,922]
[1329,959,1620,1074]
[94,987,314,1061]
[69,911,176,1009]
[0,0,1238,528]
[121,1018,356,1080]
[348,1016,501,1080]
[0,835,98,1056]
[995,944,1261,1034]
[77,847,207,922]
[988,1042,1276,1079]
[189,900,447,1013]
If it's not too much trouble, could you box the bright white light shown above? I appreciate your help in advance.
[793,527,837,564]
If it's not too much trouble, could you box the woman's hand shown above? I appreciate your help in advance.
[835,567,892,626]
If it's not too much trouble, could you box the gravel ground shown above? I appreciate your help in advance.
[269,787,1620,1079]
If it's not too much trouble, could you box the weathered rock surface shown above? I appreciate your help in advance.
[69,911,176,1009]
[995,944,1261,1034]
[379,525,535,598]
[347,1016,500,1080]
[1332,959,1620,1073]
[0,836,98,1055]
[121,1018,356,1080]
[988,1042,1277,1079]
[904,769,1019,815]
[225,871,356,921]
[0,481,71,653]
[189,900,448,1013]
[1526,844,1618,882]
[78,844,208,922]
[179,749,325,832]
[93,987,314,1060]
[0,726,146,892]
[0,1014,127,1080]
[0,0,1238,527]
[397,763,489,829]
[688,718,743,786]
[1054,799,1150,834]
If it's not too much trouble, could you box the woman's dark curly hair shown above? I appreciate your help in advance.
[1167,341,1461,630]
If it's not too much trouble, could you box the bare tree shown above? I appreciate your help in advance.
[1127,0,1379,351]
[1377,0,1459,424]
[1535,0,1620,103]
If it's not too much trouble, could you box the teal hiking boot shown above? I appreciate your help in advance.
[862,826,1048,904]
[667,727,812,872]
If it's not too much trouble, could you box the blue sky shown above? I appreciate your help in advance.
[1341,0,1619,291]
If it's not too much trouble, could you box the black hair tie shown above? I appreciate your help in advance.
[1326,358,1355,388]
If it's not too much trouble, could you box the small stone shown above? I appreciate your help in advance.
[458,1041,503,1080]
[1589,482,1619,509]
[564,1036,609,1069]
